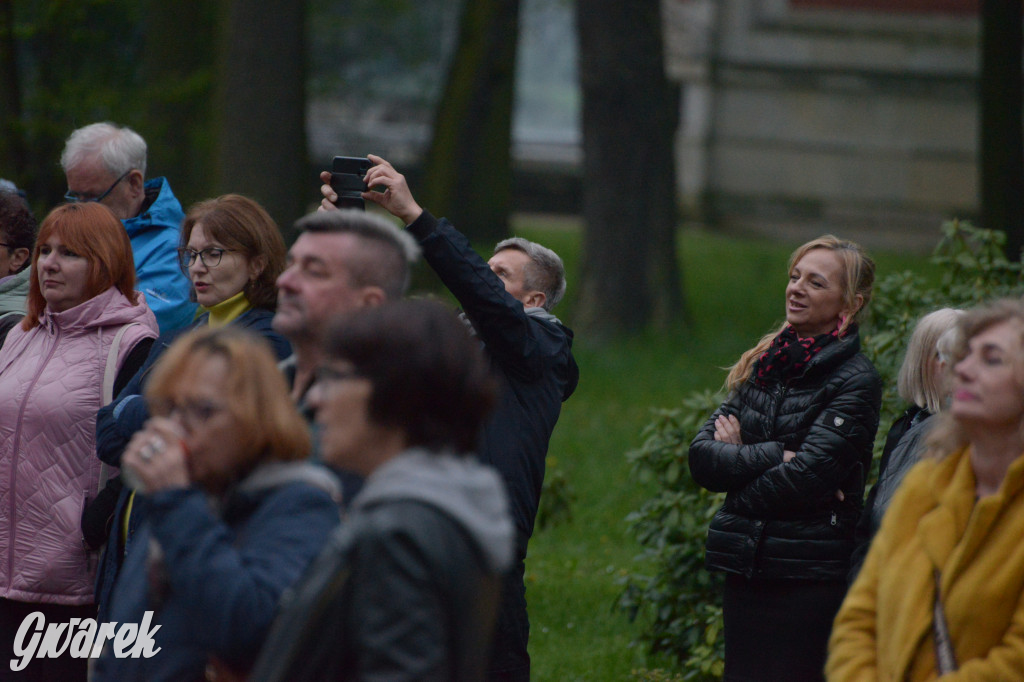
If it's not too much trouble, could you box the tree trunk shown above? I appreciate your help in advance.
[0,0,27,187]
[138,0,220,209]
[979,0,1024,261]
[214,0,308,238]
[575,0,683,336]
[420,0,519,245]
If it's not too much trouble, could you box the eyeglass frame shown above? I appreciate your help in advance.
[63,169,134,204]
[151,397,226,431]
[177,246,238,272]
[314,365,365,390]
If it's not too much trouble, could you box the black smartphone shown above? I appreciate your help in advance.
[330,156,372,210]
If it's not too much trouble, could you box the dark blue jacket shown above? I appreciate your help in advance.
[406,211,578,678]
[93,307,291,620]
[96,308,290,467]
[91,463,341,682]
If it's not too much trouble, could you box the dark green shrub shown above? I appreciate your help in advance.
[864,220,1024,437]
[537,457,576,529]
[617,392,725,681]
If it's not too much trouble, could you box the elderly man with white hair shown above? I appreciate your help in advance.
[61,122,196,333]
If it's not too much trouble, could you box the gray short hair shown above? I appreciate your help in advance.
[494,237,566,311]
[293,209,420,300]
[60,122,148,177]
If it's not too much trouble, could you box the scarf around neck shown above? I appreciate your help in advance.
[755,325,841,386]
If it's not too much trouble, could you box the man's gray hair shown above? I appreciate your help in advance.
[494,237,566,311]
[60,122,148,177]
[294,209,421,300]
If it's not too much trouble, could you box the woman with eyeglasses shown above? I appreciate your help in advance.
[91,326,341,682]
[89,193,292,623]
[0,202,159,681]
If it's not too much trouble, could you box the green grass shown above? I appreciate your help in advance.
[508,217,938,681]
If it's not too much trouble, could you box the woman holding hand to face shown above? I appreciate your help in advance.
[688,236,882,682]
[92,327,340,682]
[828,299,1024,681]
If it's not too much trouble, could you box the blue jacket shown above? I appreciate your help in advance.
[93,307,291,619]
[124,177,196,334]
[91,462,341,682]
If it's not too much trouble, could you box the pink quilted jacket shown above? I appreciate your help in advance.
[0,287,158,605]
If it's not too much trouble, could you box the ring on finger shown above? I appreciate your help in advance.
[139,437,167,462]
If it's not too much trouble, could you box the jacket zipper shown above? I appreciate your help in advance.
[770,383,787,438]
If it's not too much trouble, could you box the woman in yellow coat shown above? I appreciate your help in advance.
[828,298,1024,681]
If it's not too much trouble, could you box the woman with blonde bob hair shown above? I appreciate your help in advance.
[849,307,962,577]
[92,327,341,682]
[689,235,882,682]
[0,202,158,681]
[830,298,1024,680]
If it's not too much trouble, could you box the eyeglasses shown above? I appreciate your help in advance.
[178,247,237,270]
[64,169,132,203]
[314,365,363,388]
[152,397,225,430]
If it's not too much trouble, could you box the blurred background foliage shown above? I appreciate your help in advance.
[0,0,680,337]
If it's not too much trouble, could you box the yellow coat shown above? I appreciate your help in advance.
[827,445,1024,681]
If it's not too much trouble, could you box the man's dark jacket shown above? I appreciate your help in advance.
[689,330,881,581]
[407,212,579,679]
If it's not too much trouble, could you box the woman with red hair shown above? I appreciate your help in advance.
[0,202,158,681]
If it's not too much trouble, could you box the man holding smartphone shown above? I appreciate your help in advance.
[319,156,579,681]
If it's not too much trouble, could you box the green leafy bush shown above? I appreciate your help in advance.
[864,220,1024,437]
[617,392,725,681]
[537,457,576,529]
[618,221,1024,677]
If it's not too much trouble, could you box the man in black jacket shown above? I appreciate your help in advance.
[319,155,580,681]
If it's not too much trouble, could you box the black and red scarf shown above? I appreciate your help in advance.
[754,325,841,387]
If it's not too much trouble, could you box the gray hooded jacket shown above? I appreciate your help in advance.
[249,448,514,682]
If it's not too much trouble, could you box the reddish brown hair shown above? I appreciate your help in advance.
[23,202,137,329]
[180,195,286,310]
[146,326,311,467]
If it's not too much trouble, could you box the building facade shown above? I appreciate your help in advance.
[664,0,979,249]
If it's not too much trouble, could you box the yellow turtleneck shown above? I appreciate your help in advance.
[202,290,252,328]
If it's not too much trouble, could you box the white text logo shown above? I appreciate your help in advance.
[10,611,161,671]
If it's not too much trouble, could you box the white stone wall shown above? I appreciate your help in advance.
[664,0,980,248]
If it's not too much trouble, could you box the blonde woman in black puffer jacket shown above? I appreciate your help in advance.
[689,235,882,682]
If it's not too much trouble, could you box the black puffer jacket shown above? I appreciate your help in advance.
[688,329,882,581]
